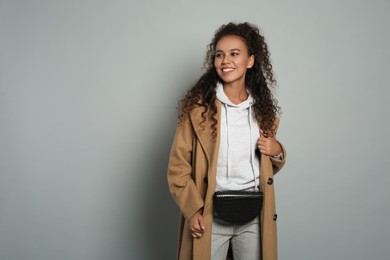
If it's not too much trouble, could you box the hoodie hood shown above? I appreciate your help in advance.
[216,82,253,108]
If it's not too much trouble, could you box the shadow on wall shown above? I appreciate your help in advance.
[134,119,180,259]
[128,58,199,259]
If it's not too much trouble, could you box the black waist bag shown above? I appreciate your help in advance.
[213,190,263,225]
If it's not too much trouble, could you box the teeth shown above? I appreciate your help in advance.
[222,68,234,72]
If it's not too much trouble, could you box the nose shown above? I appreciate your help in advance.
[221,55,230,64]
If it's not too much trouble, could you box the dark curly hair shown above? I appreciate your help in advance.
[178,22,280,137]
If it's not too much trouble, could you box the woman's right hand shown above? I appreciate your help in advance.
[188,209,205,238]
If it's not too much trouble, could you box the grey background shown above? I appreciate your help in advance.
[1,0,389,259]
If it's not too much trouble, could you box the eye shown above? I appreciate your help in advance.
[215,53,224,58]
[231,52,239,56]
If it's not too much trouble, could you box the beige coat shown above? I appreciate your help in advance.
[167,100,286,260]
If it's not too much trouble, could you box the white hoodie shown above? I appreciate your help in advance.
[215,82,260,191]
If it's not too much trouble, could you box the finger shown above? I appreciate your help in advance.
[260,130,269,138]
[260,149,269,154]
[191,226,201,232]
[258,145,270,154]
[201,226,205,231]
[198,217,205,231]
[192,232,202,238]
[258,138,269,144]
[258,142,267,149]
[190,222,204,233]
[259,135,269,143]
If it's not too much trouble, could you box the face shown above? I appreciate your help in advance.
[214,35,255,87]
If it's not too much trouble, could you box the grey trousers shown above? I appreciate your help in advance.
[211,216,261,260]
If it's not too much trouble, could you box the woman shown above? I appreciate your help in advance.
[167,22,286,260]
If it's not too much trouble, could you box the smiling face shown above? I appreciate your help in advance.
[214,35,255,88]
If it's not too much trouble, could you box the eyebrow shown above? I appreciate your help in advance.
[215,48,241,53]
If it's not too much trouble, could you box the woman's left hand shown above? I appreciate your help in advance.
[257,131,282,156]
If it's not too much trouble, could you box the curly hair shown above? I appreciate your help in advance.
[178,22,280,137]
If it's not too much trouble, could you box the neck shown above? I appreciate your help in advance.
[223,82,248,105]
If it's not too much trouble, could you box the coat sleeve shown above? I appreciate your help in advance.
[270,117,287,175]
[167,115,205,221]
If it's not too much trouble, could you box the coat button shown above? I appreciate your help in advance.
[203,177,208,184]
[273,214,278,221]
[267,178,273,185]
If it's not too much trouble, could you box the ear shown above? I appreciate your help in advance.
[247,55,255,69]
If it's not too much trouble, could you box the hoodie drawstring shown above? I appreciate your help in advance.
[248,103,259,191]
[225,103,230,178]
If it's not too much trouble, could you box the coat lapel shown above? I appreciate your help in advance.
[189,101,221,167]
